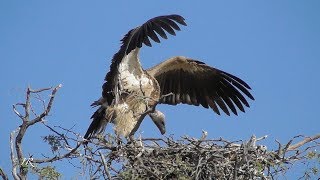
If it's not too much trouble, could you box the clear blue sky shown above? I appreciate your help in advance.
[1,1,319,178]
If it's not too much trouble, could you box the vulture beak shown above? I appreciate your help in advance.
[149,110,166,135]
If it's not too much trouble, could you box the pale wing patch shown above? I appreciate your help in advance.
[118,49,154,94]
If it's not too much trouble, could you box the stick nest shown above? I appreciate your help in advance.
[84,133,319,179]
[102,135,270,179]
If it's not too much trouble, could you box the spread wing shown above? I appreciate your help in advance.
[147,56,254,116]
[102,14,187,105]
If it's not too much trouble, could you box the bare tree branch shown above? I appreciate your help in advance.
[98,151,112,180]
[28,84,62,126]
[31,142,82,164]
[24,86,32,121]
[28,87,52,93]
[10,130,19,180]
[288,134,320,151]
[11,85,62,179]
[15,125,27,179]
[0,168,8,180]
[12,104,24,120]
[42,123,70,147]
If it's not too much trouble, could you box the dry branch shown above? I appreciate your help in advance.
[0,167,8,180]
[31,143,82,164]
[98,151,112,180]
[288,134,320,151]
[10,85,62,179]
[10,130,19,180]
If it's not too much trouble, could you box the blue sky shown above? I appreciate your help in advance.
[1,1,319,178]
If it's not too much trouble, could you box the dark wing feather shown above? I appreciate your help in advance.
[102,14,186,104]
[147,56,254,116]
[167,15,187,26]
[151,22,168,39]
[160,18,181,31]
[84,107,108,139]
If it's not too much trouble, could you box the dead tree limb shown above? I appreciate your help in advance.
[0,167,8,180]
[10,130,19,180]
[31,142,82,164]
[11,85,62,179]
[288,134,320,151]
[98,151,112,180]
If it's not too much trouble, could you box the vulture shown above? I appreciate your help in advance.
[84,14,254,140]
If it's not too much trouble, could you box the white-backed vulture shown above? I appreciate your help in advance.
[84,14,254,140]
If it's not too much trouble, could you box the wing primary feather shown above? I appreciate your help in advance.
[160,18,181,31]
[217,87,238,115]
[155,21,176,36]
[167,15,187,26]
[141,25,152,47]
[150,22,168,39]
[146,24,161,43]
[221,71,252,90]
[143,36,152,47]
[215,95,230,116]
[231,95,245,112]
[198,84,209,108]
[223,91,245,113]
[196,87,207,108]
[222,73,254,100]
[206,95,220,115]
[136,30,144,48]
[220,79,247,110]
[121,15,187,56]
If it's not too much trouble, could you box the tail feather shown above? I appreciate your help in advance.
[84,106,108,140]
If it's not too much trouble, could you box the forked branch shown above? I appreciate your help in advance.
[11,85,62,179]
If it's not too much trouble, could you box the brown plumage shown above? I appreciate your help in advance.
[147,56,254,116]
[84,14,254,140]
